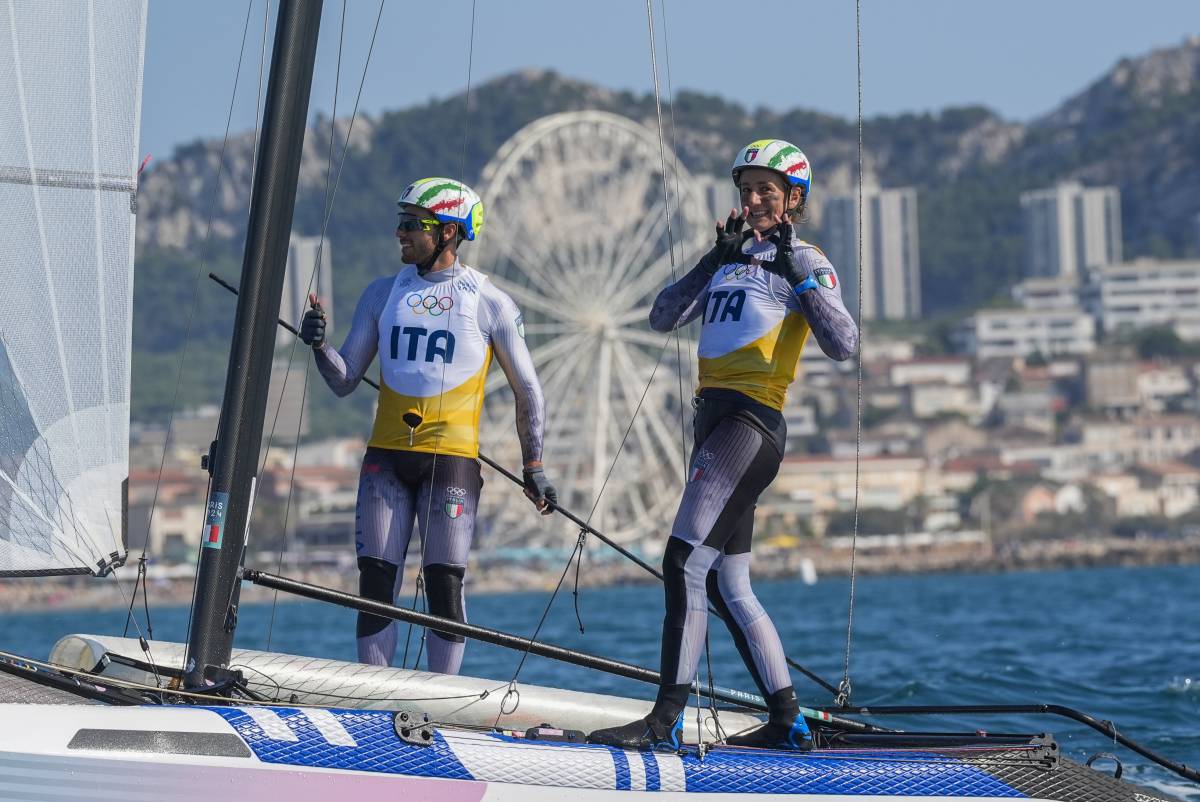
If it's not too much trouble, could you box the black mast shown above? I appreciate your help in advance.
[183,0,324,688]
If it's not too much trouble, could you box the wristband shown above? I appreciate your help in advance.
[793,274,820,296]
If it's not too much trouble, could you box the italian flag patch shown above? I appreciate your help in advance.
[815,267,837,289]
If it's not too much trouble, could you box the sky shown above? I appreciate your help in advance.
[140,0,1198,162]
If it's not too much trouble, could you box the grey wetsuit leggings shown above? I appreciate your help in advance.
[658,389,793,700]
[353,446,482,674]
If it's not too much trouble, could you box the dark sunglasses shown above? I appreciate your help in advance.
[396,214,440,233]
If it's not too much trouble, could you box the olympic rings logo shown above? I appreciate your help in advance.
[446,486,468,498]
[721,263,755,282]
[406,292,454,316]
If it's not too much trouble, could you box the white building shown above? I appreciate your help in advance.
[279,235,333,349]
[889,357,972,387]
[1020,182,1121,280]
[1138,364,1192,413]
[1087,258,1200,339]
[1012,276,1082,311]
[822,187,921,320]
[263,360,311,442]
[955,308,1096,359]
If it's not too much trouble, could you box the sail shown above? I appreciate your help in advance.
[0,0,147,575]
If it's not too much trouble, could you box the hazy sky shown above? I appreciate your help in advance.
[141,0,1197,161]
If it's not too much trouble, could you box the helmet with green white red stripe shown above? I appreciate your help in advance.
[397,177,485,242]
[731,139,811,196]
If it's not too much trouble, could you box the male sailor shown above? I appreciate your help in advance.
[300,177,557,674]
[589,140,858,750]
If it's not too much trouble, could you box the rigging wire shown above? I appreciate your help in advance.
[212,0,277,645]
[265,0,350,654]
[837,0,866,709]
[250,0,386,649]
[643,0,688,484]
[407,0,481,669]
[400,0,481,670]
[645,0,722,742]
[251,0,272,173]
[655,0,695,399]
[496,336,676,722]
[139,0,262,679]
[186,0,277,666]
[491,15,701,684]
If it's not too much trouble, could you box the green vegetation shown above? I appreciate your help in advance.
[1117,325,1200,360]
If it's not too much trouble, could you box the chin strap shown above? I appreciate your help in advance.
[417,226,454,275]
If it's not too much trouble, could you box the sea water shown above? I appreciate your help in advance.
[4,564,1199,799]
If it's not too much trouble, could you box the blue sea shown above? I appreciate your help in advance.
[5,565,1199,798]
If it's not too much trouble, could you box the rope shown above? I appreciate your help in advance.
[497,337,674,717]
[493,529,587,728]
[112,555,161,688]
[838,0,865,709]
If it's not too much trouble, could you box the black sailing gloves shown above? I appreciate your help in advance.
[522,467,558,516]
[759,218,819,296]
[300,293,327,349]
[698,210,755,276]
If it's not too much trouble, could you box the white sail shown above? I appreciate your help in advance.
[0,0,147,575]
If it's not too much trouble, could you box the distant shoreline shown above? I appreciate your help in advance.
[2,536,1198,614]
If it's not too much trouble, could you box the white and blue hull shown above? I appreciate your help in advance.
[0,702,1177,801]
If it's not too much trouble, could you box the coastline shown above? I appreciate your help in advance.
[2,535,1198,614]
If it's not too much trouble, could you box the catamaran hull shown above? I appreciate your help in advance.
[0,704,1181,801]
[0,754,1089,802]
[51,633,764,739]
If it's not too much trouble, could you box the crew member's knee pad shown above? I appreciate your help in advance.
[662,537,720,622]
[356,557,399,638]
[662,537,693,625]
[424,563,466,643]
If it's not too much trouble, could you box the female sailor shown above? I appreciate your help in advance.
[589,140,858,750]
[300,177,556,674]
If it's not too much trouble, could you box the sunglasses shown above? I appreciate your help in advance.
[396,215,440,233]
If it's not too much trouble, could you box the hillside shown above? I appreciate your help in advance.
[130,38,1200,426]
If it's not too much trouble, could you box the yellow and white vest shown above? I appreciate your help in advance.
[369,266,492,457]
[696,238,813,411]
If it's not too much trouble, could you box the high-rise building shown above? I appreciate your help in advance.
[1020,182,1121,279]
[270,235,332,439]
[278,235,333,349]
[820,187,921,320]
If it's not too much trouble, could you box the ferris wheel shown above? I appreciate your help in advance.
[473,110,713,550]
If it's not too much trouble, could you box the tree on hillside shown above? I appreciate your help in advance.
[1121,325,1200,360]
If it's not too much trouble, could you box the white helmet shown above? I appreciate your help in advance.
[397,177,485,241]
[731,139,811,196]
